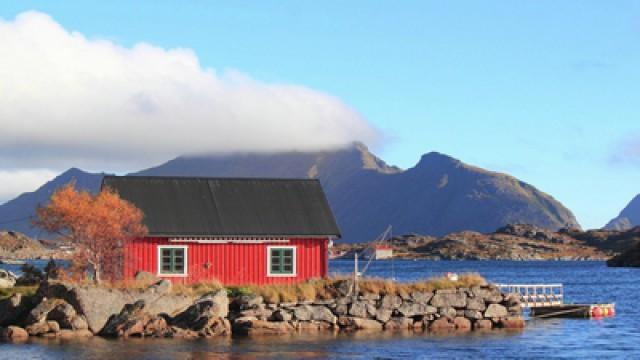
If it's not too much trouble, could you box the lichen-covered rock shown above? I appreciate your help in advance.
[292,305,312,321]
[310,306,337,324]
[438,307,457,320]
[38,281,195,334]
[463,310,483,320]
[47,302,77,329]
[466,297,486,311]
[397,303,437,317]
[375,308,393,323]
[348,302,369,318]
[410,291,433,304]
[472,286,503,304]
[430,292,467,309]
[484,304,508,318]
[379,294,402,310]
[170,291,230,336]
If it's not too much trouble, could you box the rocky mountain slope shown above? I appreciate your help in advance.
[0,168,105,238]
[0,144,580,243]
[605,195,640,231]
[0,231,49,259]
[334,224,611,261]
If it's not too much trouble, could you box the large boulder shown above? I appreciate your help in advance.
[466,297,486,311]
[170,291,230,336]
[100,300,151,338]
[379,294,402,310]
[484,304,508,318]
[397,303,437,317]
[472,286,503,304]
[46,302,77,329]
[0,326,29,340]
[383,317,413,330]
[337,317,383,331]
[410,291,433,304]
[39,281,195,334]
[348,302,369,318]
[233,318,294,335]
[292,305,313,321]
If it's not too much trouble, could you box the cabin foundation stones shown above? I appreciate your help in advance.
[0,281,523,340]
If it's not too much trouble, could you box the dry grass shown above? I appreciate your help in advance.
[223,273,487,302]
[0,285,38,300]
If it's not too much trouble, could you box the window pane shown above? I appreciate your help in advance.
[161,249,171,257]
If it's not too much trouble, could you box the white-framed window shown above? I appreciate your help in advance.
[157,245,188,277]
[267,246,296,277]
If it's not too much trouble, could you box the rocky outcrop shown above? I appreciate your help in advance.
[336,223,621,261]
[227,284,523,335]
[607,243,640,267]
[38,280,195,333]
[0,281,523,340]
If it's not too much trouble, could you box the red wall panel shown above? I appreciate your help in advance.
[123,237,329,285]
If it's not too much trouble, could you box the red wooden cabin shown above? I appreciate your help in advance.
[102,176,341,285]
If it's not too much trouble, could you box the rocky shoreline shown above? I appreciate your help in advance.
[0,279,524,341]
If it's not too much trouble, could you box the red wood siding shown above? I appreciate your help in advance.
[123,237,328,285]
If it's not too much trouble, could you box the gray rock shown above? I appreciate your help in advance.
[438,307,457,320]
[397,303,437,317]
[472,286,503,304]
[26,298,64,325]
[463,310,484,320]
[430,292,467,308]
[70,315,88,330]
[238,294,264,309]
[410,291,433,304]
[348,302,369,318]
[0,326,29,340]
[336,297,352,306]
[311,306,337,323]
[375,309,393,323]
[359,293,380,301]
[100,300,150,338]
[171,291,229,334]
[379,294,402,310]
[484,304,508,318]
[293,305,313,321]
[47,302,77,329]
[270,309,292,322]
[39,281,195,334]
[335,280,355,297]
[466,297,486,311]
[26,321,50,336]
[337,317,383,330]
[334,304,348,316]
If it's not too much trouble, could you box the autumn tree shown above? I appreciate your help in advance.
[34,183,147,283]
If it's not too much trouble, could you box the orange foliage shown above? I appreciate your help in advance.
[34,182,147,283]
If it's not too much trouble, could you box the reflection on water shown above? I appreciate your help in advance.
[1,261,639,359]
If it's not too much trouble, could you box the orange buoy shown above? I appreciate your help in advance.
[609,307,616,317]
[591,306,603,317]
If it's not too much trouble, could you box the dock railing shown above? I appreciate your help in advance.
[496,284,564,308]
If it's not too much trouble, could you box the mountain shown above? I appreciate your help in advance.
[135,144,579,242]
[0,144,580,242]
[605,195,640,230]
[0,168,104,238]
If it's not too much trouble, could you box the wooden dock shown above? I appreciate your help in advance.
[497,284,615,318]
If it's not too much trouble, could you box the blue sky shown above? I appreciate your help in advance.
[1,1,639,229]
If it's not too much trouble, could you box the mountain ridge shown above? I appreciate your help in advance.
[605,195,640,230]
[0,144,580,242]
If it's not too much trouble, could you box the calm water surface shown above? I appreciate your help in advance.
[1,260,638,359]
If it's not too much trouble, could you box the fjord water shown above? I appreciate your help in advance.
[1,260,639,359]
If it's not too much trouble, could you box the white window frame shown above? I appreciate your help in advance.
[267,245,297,277]
[157,245,188,277]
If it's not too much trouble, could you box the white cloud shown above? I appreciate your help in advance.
[0,11,379,171]
[0,169,58,203]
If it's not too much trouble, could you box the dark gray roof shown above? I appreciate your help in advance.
[101,176,341,237]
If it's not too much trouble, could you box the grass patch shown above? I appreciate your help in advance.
[0,285,38,300]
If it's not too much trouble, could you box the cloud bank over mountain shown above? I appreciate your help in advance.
[0,11,378,173]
